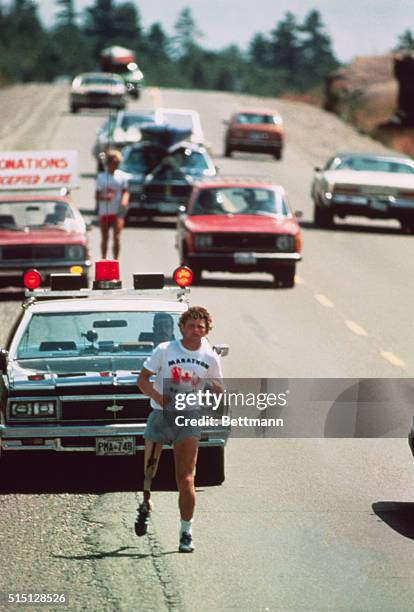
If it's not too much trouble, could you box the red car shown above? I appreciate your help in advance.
[0,193,91,289]
[224,109,284,159]
[176,179,302,287]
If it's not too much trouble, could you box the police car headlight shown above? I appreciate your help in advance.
[66,245,85,260]
[10,401,57,418]
[194,234,213,247]
[275,235,294,251]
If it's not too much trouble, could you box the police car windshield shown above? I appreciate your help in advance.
[0,201,74,229]
[16,311,180,359]
[191,187,287,216]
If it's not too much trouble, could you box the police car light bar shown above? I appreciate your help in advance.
[93,259,122,290]
[173,266,193,287]
[133,273,164,290]
[23,269,42,290]
[50,273,87,291]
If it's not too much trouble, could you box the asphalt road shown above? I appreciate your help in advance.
[0,84,413,612]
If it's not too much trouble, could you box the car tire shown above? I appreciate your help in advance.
[272,264,295,288]
[196,447,225,486]
[400,218,414,233]
[273,149,282,160]
[314,201,334,228]
[224,145,232,158]
[71,105,79,114]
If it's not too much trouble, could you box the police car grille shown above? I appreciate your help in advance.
[2,245,65,260]
[144,184,192,198]
[211,233,276,250]
[61,398,151,422]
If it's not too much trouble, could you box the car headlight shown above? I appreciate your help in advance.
[275,235,294,251]
[194,234,213,247]
[10,401,57,418]
[66,245,85,259]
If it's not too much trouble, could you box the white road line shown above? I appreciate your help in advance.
[149,86,162,108]
[380,351,405,368]
[345,320,368,336]
[314,294,334,308]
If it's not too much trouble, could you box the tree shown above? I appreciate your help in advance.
[270,12,300,72]
[249,32,272,69]
[298,10,338,87]
[172,7,202,59]
[395,29,414,51]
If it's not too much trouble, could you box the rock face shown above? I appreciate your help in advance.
[394,52,414,125]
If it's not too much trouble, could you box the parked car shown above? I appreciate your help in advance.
[223,109,284,159]
[155,108,205,145]
[92,110,155,167]
[176,179,302,286]
[311,152,414,229]
[0,193,90,289]
[0,264,229,485]
[121,125,216,220]
[70,72,126,113]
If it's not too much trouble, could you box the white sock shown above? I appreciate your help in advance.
[180,519,193,536]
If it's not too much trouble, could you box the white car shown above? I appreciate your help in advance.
[155,107,205,145]
[311,152,414,231]
[70,72,127,113]
[0,264,229,484]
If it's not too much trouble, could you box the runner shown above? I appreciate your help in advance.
[136,306,223,552]
[95,149,129,259]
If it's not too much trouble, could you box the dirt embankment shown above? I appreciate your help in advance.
[323,55,414,157]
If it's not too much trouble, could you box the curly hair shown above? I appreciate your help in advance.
[179,306,213,332]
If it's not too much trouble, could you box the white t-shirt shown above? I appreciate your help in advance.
[143,339,223,410]
[96,169,129,216]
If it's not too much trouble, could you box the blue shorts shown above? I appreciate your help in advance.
[144,410,201,445]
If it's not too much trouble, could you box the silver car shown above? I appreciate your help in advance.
[92,109,155,162]
[70,72,127,113]
[311,152,414,231]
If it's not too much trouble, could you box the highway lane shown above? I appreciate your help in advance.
[0,85,413,611]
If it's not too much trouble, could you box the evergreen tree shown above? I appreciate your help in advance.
[249,32,272,69]
[395,29,414,51]
[299,10,338,88]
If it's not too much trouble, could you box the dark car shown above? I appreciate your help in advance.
[121,125,216,220]
[176,179,302,287]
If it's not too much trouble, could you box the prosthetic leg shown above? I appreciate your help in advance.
[135,441,163,536]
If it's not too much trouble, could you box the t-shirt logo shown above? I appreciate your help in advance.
[170,365,200,388]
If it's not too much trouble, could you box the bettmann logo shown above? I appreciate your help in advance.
[106,403,124,413]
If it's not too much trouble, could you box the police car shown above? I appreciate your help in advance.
[0,262,229,484]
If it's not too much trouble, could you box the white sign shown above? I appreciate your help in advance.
[0,150,78,190]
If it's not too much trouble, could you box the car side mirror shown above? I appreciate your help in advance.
[178,205,186,215]
[295,210,303,219]
[213,344,229,357]
[314,166,322,172]
[86,222,93,231]
[0,348,8,373]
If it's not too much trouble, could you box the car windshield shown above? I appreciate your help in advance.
[191,187,287,216]
[120,146,164,174]
[174,148,209,175]
[329,156,414,174]
[0,200,75,230]
[121,114,154,130]
[81,76,119,86]
[160,113,194,131]
[235,113,278,125]
[16,311,181,360]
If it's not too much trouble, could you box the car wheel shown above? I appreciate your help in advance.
[314,202,334,228]
[224,145,232,158]
[195,447,225,486]
[400,218,414,233]
[71,105,79,114]
[273,149,282,160]
[272,264,295,288]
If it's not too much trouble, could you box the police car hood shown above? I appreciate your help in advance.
[9,356,147,389]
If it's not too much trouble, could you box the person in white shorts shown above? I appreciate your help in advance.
[95,149,129,259]
[136,306,223,553]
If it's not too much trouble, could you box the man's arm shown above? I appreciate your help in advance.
[138,367,164,408]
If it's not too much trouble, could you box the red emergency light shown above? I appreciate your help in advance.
[93,260,122,289]
[173,266,193,287]
[23,269,42,290]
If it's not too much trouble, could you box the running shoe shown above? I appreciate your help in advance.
[135,502,151,537]
[179,532,194,553]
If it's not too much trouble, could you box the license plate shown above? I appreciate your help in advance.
[158,203,177,213]
[249,132,264,140]
[234,252,257,264]
[370,199,388,212]
[96,436,135,456]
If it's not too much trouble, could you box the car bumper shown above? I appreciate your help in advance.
[227,139,282,153]
[0,423,229,452]
[0,260,91,286]
[71,93,125,109]
[128,200,184,216]
[188,251,301,271]
[323,195,414,218]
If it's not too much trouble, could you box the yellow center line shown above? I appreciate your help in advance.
[380,351,405,368]
[148,86,162,108]
[345,320,368,336]
[314,294,334,308]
